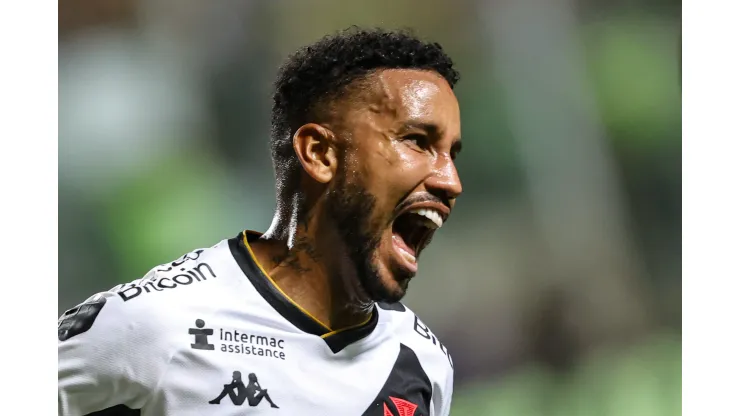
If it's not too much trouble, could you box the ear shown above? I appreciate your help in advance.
[292,123,338,184]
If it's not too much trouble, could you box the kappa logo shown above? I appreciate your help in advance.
[209,371,279,409]
[383,397,418,416]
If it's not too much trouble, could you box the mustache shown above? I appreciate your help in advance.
[392,193,450,218]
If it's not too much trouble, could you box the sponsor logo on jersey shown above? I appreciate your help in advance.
[208,371,279,409]
[113,250,217,302]
[414,315,453,369]
[188,319,287,360]
[190,319,215,350]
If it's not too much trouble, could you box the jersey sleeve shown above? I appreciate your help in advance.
[58,289,173,415]
[438,361,454,416]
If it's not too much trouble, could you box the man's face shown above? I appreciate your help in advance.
[325,69,462,303]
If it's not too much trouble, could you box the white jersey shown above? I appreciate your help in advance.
[58,231,454,416]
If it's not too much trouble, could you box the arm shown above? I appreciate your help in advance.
[58,291,170,415]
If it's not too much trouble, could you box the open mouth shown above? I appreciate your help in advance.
[391,207,446,268]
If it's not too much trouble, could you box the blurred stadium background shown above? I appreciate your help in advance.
[58,0,681,414]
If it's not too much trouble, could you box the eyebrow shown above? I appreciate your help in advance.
[400,121,441,136]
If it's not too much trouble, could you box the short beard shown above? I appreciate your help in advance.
[325,173,409,304]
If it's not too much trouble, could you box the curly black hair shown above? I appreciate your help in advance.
[270,27,460,198]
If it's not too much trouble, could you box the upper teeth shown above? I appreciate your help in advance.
[409,208,444,229]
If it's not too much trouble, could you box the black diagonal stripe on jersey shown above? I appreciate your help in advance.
[361,343,433,416]
[229,231,378,352]
[84,404,140,416]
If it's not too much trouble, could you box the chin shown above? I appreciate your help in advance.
[369,282,407,304]
[359,258,412,304]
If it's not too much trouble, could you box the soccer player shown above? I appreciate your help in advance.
[58,27,463,415]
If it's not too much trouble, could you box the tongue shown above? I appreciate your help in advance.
[392,233,417,264]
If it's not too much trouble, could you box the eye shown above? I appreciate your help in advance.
[450,142,462,160]
[403,134,429,150]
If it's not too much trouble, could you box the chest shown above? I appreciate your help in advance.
[147,331,434,416]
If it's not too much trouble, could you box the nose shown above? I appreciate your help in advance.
[426,154,463,201]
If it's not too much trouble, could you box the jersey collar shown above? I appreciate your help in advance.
[229,231,379,353]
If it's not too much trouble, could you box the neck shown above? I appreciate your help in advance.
[251,211,373,330]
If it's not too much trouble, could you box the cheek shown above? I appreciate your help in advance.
[398,147,424,173]
[388,140,431,182]
[355,140,430,215]
[374,142,429,190]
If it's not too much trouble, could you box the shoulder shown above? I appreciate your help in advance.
[57,283,175,409]
[377,301,454,377]
[58,240,246,414]
[58,240,234,353]
[110,240,235,305]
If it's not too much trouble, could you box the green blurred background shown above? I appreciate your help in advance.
[59,0,681,414]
